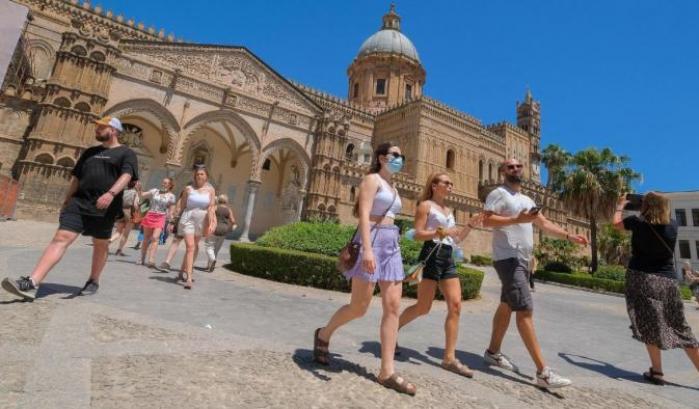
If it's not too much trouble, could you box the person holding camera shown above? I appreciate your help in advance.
[1,116,138,300]
[482,159,588,389]
[613,192,699,385]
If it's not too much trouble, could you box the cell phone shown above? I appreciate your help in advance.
[624,193,643,211]
[528,206,543,215]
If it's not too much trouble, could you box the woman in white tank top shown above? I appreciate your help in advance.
[175,165,216,289]
[398,172,483,378]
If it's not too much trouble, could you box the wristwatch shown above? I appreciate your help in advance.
[107,190,117,197]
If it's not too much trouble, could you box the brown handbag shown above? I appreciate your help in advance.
[336,186,397,273]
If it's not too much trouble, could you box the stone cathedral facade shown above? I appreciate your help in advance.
[0,1,587,255]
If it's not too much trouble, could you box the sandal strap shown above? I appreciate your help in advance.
[380,373,415,394]
[649,367,664,376]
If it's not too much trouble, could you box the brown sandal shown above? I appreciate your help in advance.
[643,367,665,385]
[442,360,474,378]
[313,328,330,365]
[378,373,416,396]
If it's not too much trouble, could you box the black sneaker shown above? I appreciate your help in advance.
[1,276,38,301]
[78,279,99,296]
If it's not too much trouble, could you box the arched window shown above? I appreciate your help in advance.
[350,186,356,202]
[71,46,87,56]
[56,157,75,168]
[478,160,484,182]
[54,97,71,108]
[262,158,271,171]
[345,143,355,161]
[89,51,105,62]
[74,102,91,112]
[446,149,455,170]
[353,83,359,98]
[488,163,493,182]
[34,153,54,164]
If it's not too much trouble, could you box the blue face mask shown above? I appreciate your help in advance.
[386,157,403,174]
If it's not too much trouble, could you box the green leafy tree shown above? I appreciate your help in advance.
[557,148,640,272]
[597,223,630,266]
[541,144,570,190]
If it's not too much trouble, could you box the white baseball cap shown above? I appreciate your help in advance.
[94,116,124,132]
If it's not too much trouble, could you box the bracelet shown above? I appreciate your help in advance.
[108,190,117,197]
[615,207,624,212]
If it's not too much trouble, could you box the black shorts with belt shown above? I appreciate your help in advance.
[419,241,458,281]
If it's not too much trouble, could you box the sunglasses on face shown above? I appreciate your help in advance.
[436,180,454,187]
[386,152,406,161]
[506,164,523,170]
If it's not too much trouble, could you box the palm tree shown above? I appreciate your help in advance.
[541,144,570,190]
[557,147,641,272]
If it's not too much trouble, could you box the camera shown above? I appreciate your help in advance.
[624,193,643,211]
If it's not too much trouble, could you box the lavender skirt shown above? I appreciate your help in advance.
[343,225,405,283]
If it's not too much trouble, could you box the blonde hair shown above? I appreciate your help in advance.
[217,194,229,204]
[641,191,670,224]
[418,172,449,205]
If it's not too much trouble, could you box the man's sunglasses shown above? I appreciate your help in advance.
[386,152,406,161]
[506,164,523,170]
[193,164,207,170]
[436,179,454,187]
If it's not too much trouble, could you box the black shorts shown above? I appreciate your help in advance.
[494,257,533,311]
[419,241,458,281]
[59,200,116,240]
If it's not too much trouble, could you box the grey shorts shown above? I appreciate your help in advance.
[493,257,533,311]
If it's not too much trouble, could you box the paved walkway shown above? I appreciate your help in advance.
[1,220,698,408]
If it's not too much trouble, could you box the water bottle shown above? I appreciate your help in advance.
[405,228,416,241]
[453,246,465,263]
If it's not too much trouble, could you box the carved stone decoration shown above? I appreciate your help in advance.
[120,43,315,113]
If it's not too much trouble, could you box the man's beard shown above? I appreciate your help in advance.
[95,133,109,142]
[505,174,522,184]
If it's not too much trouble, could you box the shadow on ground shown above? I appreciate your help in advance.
[292,348,377,383]
[559,352,699,391]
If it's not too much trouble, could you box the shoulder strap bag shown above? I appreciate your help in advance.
[645,220,677,272]
[336,186,397,273]
[404,241,443,286]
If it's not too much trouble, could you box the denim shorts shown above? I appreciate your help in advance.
[493,257,533,311]
[419,241,458,282]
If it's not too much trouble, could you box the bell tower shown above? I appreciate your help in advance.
[516,88,542,183]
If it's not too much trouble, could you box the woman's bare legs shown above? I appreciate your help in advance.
[439,278,462,363]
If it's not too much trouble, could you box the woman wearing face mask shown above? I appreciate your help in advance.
[176,166,216,289]
[397,172,483,378]
[136,177,177,268]
[313,142,417,396]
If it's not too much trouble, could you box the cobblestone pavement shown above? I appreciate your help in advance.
[1,220,698,408]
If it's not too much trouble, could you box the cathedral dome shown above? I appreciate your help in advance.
[357,30,420,63]
[356,4,420,63]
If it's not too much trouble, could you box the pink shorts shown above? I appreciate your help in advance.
[141,211,167,229]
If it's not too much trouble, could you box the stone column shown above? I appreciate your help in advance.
[239,180,262,242]
[297,189,307,221]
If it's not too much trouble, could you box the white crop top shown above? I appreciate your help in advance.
[370,178,402,218]
[186,188,211,210]
[425,204,456,246]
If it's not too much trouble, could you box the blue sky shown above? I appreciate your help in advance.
[101,0,697,192]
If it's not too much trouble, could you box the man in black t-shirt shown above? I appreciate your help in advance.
[1,116,138,301]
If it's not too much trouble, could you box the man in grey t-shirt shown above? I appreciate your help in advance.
[482,159,588,389]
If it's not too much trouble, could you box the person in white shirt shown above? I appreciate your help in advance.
[482,158,587,389]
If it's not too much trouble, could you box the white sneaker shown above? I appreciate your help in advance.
[483,350,519,373]
[536,367,572,388]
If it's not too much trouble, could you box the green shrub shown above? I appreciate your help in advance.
[256,221,354,256]
[544,261,572,273]
[593,265,626,282]
[680,285,692,301]
[229,243,484,300]
[256,221,422,265]
[470,254,493,266]
[535,270,625,293]
[394,218,414,234]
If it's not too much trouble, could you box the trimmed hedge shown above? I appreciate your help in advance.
[470,254,493,266]
[543,261,572,273]
[229,243,484,300]
[593,265,626,281]
[535,269,693,300]
[255,221,422,265]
